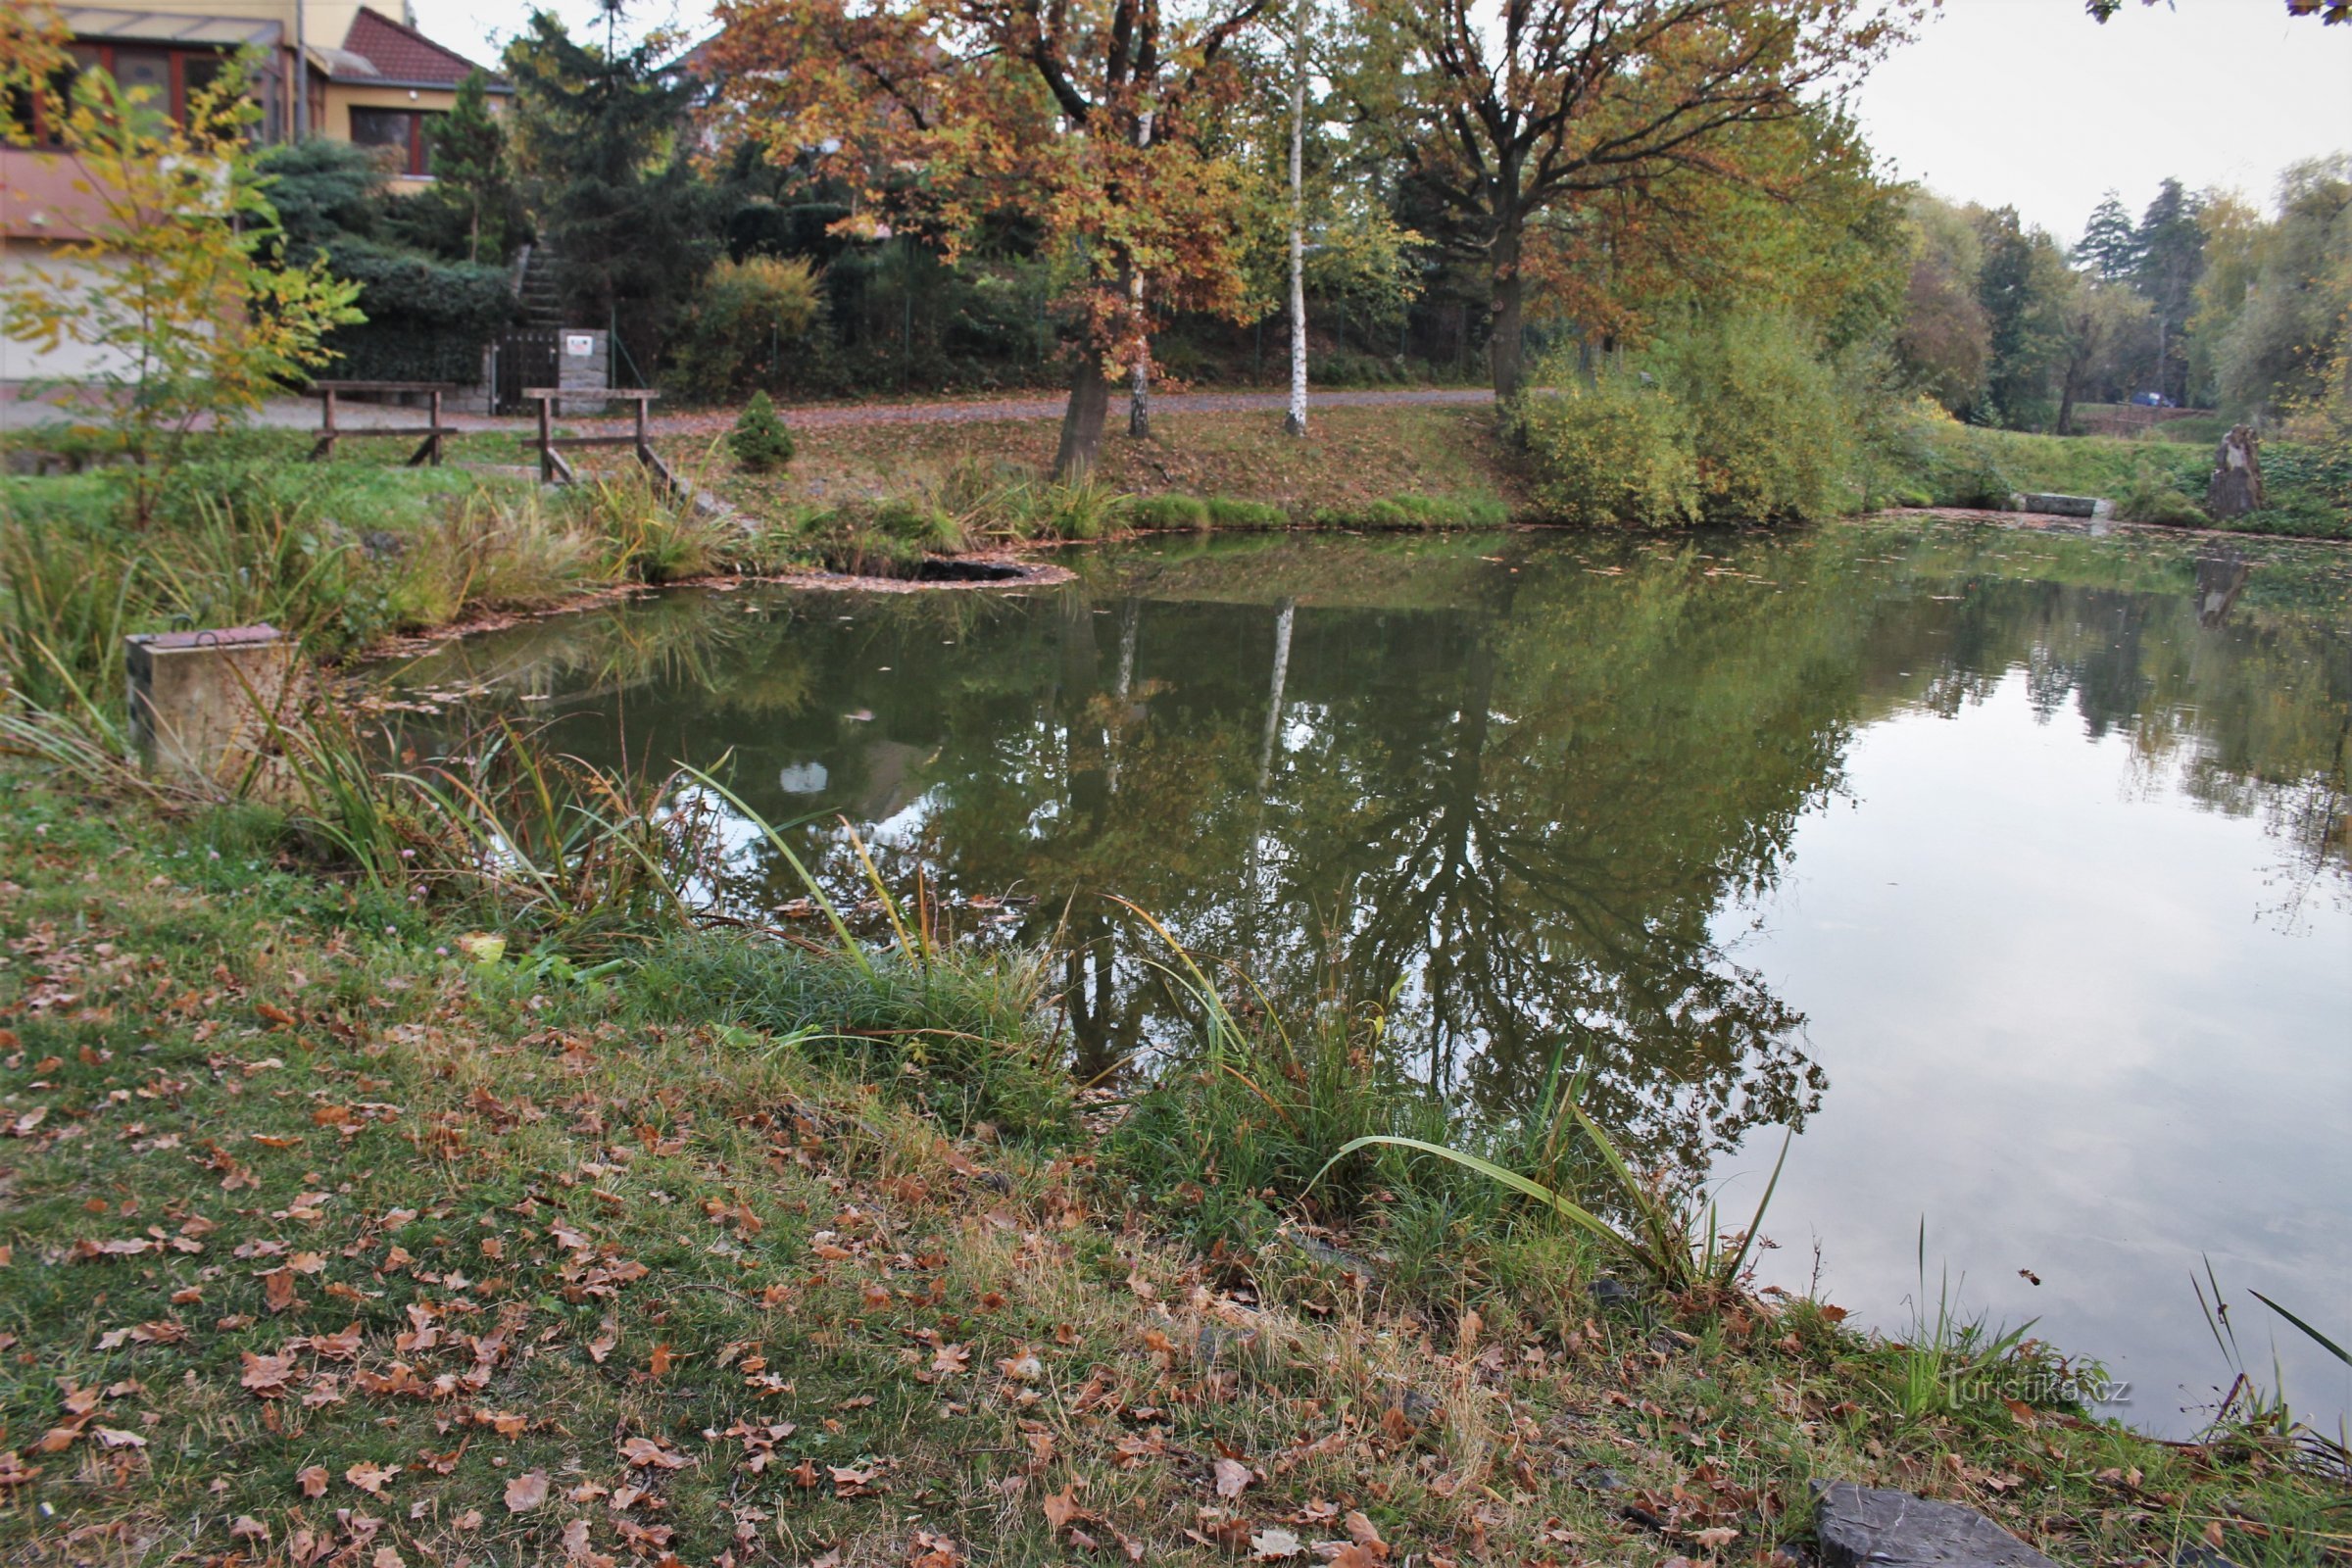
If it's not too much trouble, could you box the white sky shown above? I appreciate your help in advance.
[409,0,2352,244]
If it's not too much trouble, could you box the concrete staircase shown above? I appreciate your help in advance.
[514,244,564,329]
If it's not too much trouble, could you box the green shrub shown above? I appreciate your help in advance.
[671,257,823,403]
[1656,314,1854,522]
[1124,494,1213,530]
[1512,375,1699,527]
[728,393,797,473]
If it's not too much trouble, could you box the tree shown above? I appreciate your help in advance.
[708,0,1275,479]
[389,69,524,265]
[1284,0,1309,436]
[2075,191,2139,281]
[2132,177,2205,404]
[1894,191,1990,415]
[0,58,361,494]
[2054,277,2150,433]
[1516,107,1907,366]
[2205,158,2352,421]
[1342,0,1922,400]
[505,12,714,373]
[1974,206,2074,429]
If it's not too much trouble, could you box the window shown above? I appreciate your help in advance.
[349,107,441,178]
[11,43,243,142]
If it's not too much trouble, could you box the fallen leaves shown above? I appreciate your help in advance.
[504,1468,550,1512]
[1213,1455,1255,1499]
[618,1436,690,1471]
[344,1460,399,1496]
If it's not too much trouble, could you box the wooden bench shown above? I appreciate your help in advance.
[517,388,682,497]
[307,380,460,466]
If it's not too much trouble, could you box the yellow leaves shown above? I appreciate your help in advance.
[504,1468,551,1512]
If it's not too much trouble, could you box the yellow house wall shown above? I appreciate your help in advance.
[318,82,466,189]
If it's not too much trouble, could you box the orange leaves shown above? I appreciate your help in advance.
[343,1459,399,1496]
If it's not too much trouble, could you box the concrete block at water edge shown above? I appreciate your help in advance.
[2015,493,2111,519]
[125,625,293,787]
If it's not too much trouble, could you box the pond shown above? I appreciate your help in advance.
[392,517,2352,1440]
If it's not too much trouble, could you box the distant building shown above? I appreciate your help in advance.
[3,3,507,383]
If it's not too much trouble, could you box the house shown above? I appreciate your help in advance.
[3,2,507,385]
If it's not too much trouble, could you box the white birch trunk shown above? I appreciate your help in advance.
[1284,0,1309,437]
[1129,108,1154,440]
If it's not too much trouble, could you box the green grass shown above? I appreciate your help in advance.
[1885,418,2349,540]
[0,727,2345,1565]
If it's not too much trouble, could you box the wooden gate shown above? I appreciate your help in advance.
[491,330,560,416]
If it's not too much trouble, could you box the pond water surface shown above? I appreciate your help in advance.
[394,518,2352,1439]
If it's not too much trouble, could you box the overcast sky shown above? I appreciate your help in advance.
[412,0,2352,245]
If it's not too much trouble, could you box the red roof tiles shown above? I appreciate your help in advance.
[335,7,502,90]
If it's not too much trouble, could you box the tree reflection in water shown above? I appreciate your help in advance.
[392,520,2352,1188]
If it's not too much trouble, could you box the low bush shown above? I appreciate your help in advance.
[728,392,796,473]
[1658,315,1854,522]
[1512,375,1699,526]
[670,256,824,404]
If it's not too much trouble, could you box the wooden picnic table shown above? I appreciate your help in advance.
[307,379,460,466]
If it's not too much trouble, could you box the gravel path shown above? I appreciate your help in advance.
[3,385,1493,436]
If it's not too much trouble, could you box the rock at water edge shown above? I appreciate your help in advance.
[1813,1482,2059,1568]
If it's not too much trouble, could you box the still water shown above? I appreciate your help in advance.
[394,518,2352,1439]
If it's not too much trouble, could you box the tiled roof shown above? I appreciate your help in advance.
[332,7,504,90]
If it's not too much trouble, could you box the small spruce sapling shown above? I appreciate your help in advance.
[729,393,796,473]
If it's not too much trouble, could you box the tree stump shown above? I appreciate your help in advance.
[2206,425,2265,518]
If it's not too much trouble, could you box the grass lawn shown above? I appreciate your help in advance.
[1,760,2344,1566]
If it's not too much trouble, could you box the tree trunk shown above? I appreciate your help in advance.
[1054,351,1112,481]
[1128,111,1155,441]
[1488,220,1526,402]
[2206,425,2265,518]
[1284,0,1308,437]
[2055,365,2080,437]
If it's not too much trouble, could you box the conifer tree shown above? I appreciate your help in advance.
[2075,192,2140,281]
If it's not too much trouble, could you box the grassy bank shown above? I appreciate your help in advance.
[2,406,2340,726]
[0,720,2344,1565]
[1881,418,2349,539]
